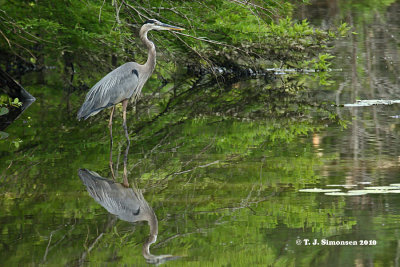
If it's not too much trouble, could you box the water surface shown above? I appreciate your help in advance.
[1,1,400,266]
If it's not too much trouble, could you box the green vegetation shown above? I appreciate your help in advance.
[0,2,349,263]
[3,0,400,266]
[0,95,22,139]
[0,0,346,87]
[0,62,358,265]
[0,82,351,266]
[0,95,22,108]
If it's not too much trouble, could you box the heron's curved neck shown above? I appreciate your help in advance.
[139,28,156,75]
[142,211,158,259]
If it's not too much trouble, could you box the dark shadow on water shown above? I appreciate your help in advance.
[78,169,180,265]
[0,68,35,130]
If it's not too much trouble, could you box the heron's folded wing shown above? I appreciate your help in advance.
[77,62,140,120]
[78,169,143,222]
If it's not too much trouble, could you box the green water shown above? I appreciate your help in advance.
[2,1,400,266]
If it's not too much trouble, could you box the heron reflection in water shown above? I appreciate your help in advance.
[77,19,184,183]
[78,169,178,264]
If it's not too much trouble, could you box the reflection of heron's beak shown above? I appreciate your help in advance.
[160,23,185,31]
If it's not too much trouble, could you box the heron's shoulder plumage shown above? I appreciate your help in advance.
[78,169,149,222]
[77,62,141,120]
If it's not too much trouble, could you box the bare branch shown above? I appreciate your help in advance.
[174,31,261,59]
[98,0,106,23]
[0,29,11,47]
[123,1,149,20]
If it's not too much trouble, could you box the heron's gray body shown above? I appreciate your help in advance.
[77,62,142,120]
[77,19,183,121]
[76,19,184,186]
[78,168,152,222]
[76,20,177,121]
[78,168,178,263]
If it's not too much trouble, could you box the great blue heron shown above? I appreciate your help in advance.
[77,19,184,182]
[78,169,179,264]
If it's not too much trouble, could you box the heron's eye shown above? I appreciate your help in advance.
[132,69,139,77]
[133,207,140,215]
[144,19,156,24]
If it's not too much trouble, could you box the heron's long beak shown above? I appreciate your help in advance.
[159,23,185,31]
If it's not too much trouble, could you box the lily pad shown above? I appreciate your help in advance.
[299,188,341,193]
[325,191,367,196]
[0,107,9,116]
[364,186,400,190]
[344,99,400,107]
[326,184,357,188]
[349,189,390,194]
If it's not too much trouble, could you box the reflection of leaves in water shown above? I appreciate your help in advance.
[130,75,340,145]
[0,75,349,266]
[78,169,180,265]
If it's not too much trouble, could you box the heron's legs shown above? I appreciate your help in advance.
[108,106,116,180]
[122,99,130,187]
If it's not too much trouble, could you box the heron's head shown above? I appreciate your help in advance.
[142,19,185,31]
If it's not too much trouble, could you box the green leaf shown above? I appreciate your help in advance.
[0,107,9,116]
[14,141,20,149]
[0,131,9,140]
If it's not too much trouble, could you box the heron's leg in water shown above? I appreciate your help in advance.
[122,99,130,187]
[108,106,116,180]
